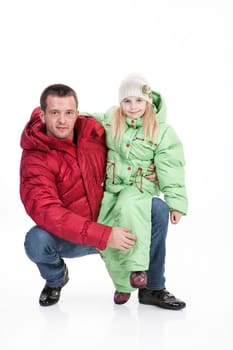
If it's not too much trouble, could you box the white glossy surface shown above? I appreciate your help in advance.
[1,220,233,350]
[0,1,232,349]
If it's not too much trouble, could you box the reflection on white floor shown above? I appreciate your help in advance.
[1,220,233,350]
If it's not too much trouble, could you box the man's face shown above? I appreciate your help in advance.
[40,95,79,141]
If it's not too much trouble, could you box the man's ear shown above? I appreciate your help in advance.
[40,110,45,123]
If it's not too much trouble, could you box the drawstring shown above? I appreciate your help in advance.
[107,164,146,192]
[134,167,143,192]
[106,162,115,184]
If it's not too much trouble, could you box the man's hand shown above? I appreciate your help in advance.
[145,164,159,184]
[107,227,136,251]
[170,211,182,224]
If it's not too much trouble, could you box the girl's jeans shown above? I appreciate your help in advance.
[24,198,169,290]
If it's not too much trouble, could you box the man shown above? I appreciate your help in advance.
[20,83,185,310]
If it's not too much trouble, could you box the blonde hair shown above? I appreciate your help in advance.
[111,102,158,144]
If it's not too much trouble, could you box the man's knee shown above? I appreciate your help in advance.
[24,226,54,262]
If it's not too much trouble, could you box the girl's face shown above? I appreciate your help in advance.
[120,96,147,119]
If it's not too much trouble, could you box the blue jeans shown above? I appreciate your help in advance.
[24,198,169,290]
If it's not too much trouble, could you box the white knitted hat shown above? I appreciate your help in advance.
[119,73,153,104]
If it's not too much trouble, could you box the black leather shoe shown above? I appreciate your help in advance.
[138,288,186,310]
[39,265,69,307]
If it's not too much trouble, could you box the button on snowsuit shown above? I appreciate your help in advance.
[85,91,188,292]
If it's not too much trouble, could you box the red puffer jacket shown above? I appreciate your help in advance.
[20,107,111,249]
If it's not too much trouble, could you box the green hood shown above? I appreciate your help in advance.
[152,91,167,123]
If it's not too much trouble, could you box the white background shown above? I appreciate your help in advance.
[0,0,232,349]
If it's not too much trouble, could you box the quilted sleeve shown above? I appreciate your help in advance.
[154,125,188,214]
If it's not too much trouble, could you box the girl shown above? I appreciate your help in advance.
[84,73,188,304]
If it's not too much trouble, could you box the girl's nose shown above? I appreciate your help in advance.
[130,102,137,109]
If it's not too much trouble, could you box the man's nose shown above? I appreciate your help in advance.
[58,113,66,123]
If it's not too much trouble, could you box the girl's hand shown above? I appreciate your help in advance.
[170,211,182,224]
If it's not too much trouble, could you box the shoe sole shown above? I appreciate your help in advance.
[130,282,147,288]
[139,299,186,310]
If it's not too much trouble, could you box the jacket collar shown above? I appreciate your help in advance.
[125,116,143,128]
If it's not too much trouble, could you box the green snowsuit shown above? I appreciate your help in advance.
[84,91,188,292]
